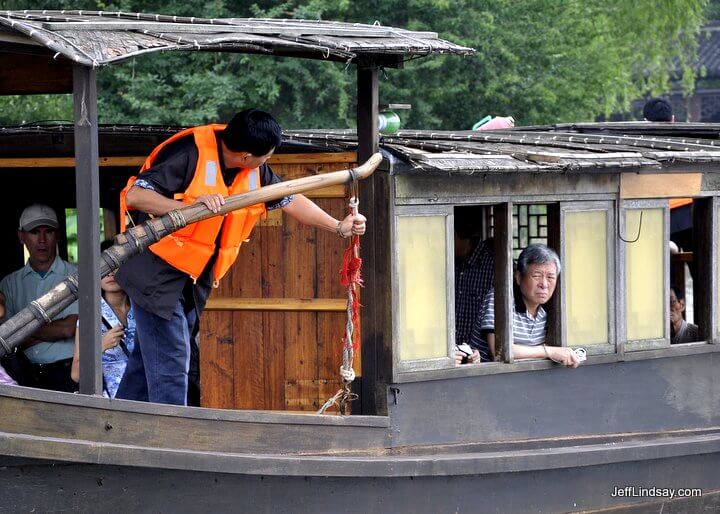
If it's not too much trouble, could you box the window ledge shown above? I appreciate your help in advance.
[393,342,720,383]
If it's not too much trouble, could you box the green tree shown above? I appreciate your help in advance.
[299,0,707,127]
[0,0,710,128]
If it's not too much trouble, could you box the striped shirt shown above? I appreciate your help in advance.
[478,290,548,346]
[455,239,494,361]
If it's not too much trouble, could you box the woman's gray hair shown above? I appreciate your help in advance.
[516,243,561,276]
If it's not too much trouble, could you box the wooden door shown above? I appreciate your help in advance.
[200,153,361,412]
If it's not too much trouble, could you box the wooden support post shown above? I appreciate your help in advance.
[73,64,103,396]
[493,203,514,362]
[357,65,379,163]
[357,64,381,414]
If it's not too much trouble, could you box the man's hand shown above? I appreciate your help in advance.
[30,315,78,343]
[195,194,225,214]
[454,348,480,365]
[338,213,367,237]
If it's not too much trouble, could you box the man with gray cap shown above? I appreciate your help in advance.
[0,204,78,391]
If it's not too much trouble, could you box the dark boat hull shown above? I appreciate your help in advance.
[0,454,718,513]
[1,351,720,513]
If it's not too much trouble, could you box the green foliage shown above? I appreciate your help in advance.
[0,95,72,125]
[303,0,708,126]
[705,0,720,20]
[64,208,104,264]
[0,0,710,128]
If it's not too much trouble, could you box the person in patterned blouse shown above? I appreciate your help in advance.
[71,241,136,398]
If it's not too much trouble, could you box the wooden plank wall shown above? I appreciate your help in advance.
[200,154,360,412]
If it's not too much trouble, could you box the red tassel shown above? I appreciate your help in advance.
[340,234,363,350]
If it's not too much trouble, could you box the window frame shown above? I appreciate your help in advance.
[559,201,616,356]
[618,199,670,353]
[714,197,720,344]
[392,204,456,375]
[389,194,720,385]
[494,202,515,363]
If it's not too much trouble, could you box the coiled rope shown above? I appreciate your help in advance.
[317,186,362,415]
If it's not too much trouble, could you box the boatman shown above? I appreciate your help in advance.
[116,109,366,405]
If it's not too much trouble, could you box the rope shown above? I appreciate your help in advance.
[317,185,362,415]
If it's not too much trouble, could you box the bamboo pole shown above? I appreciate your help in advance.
[0,153,382,356]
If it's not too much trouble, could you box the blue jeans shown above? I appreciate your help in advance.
[116,298,197,405]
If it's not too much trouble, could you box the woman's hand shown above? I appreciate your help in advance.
[547,346,580,368]
[102,325,125,352]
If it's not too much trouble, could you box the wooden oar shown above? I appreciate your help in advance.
[0,153,382,356]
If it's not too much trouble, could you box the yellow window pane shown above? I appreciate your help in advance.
[626,209,664,340]
[397,216,448,360]
[565,210,608,345]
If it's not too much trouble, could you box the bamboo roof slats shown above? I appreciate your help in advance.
[513,131,720,152]
[520,121,720,140]
[283,129,678,173]
[382,129,720,168]
[412,152,543,173]
[641,150,720,163]
[391,128,720,151]
[0,10,475,66]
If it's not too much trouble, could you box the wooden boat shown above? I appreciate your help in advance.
[1,10,720,513]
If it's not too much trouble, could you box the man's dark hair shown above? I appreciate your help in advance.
[643,98,673,122]
[222,108,282,155]
[454,206,486,240]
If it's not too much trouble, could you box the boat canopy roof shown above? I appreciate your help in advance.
[4,121,720,177]
[283,122,720,174]
[0,10,474,67]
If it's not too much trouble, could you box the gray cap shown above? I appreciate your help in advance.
[19,204,59,232]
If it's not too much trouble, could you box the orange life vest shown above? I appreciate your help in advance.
[120,124,266,286]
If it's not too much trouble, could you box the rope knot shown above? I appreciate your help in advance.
[339,366,355,382]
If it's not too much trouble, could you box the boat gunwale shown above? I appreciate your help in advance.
[1,427,718,477]
[0,384,389,428]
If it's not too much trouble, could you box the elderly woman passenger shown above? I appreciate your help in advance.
[479,243,580,367]
[670,286,699,344]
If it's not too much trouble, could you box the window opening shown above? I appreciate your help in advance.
[65,208,105,264]
[454,205,495,363]
[669,198,700,344]
[513,204,548,259]
[453,203,563,366]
